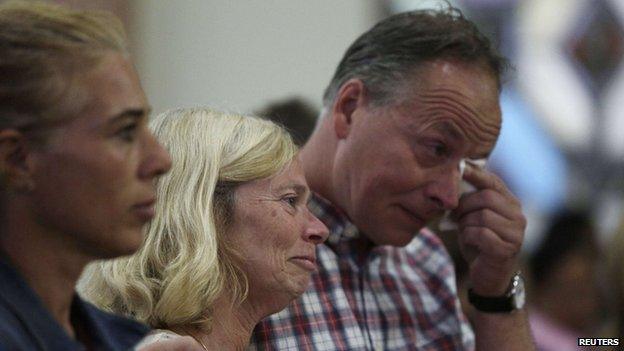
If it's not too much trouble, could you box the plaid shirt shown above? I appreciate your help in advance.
[249,195,474,350]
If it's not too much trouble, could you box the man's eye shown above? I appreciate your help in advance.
[428,141,448,158]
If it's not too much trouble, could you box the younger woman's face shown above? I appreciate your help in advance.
[27,52,171,258]
[227,159,328,310]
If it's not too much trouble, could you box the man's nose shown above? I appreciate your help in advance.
[423,161,462,210]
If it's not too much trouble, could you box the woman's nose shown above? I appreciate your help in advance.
[140,131,172,179]
[302,210,329,244]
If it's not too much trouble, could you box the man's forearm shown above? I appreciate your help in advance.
[472,309,535,351]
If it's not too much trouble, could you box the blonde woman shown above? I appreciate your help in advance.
[80,108,328,350]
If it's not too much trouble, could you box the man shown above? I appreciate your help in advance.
[251,7,534,350]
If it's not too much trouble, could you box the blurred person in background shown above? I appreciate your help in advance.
[255,96,319,146]
[80,108,328,350]
[0,1,173,349]
[251,6,534,351]
[606,214,624,342]
[528,209,604,351]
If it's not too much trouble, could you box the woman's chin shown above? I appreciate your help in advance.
[91,228,144,259]
[285,274,312,298]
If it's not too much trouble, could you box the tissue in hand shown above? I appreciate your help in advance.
[437,158,487,231]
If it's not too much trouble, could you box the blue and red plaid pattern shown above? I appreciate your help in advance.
[249,195,474,350]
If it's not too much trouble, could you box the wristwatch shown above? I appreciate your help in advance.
[468,272,525,313]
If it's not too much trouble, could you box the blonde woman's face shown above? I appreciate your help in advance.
[26,53,171,258]
[228,159,329,308]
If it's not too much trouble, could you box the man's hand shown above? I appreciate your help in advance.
[453,164,526,296]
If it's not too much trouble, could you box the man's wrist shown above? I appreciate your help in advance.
[468,272,525,313]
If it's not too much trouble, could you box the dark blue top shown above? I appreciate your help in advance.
[0,255,149,350]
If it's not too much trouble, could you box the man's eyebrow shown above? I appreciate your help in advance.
[431,121,492,158]
[435,121,463,141]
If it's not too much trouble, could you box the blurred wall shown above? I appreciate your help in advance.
[128,1,381,115]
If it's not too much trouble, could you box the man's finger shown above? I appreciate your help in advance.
[462,163,513,198]
[457,209,524,246]
[458,226,520,261]
[454,189,523,222]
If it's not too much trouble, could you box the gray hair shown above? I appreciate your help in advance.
[322,6,507,108]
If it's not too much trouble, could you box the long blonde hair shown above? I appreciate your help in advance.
[79,107,297,330]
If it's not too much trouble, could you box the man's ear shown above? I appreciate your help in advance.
[331,79,367,140]
[0,129,35,192]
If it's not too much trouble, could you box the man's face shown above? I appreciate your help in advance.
[331,60,501,246]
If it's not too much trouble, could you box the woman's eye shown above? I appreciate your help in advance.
[283,195,298,208]
[117,124,138,142]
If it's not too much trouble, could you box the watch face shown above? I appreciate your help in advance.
[511,274,526,309]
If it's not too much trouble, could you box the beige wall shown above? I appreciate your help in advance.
[128,1,381,115]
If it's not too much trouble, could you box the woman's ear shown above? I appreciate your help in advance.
[331,79,367,140]
[0,129,35,192]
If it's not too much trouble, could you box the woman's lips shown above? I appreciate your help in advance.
[289,255,317,271]
[132,199,156,222]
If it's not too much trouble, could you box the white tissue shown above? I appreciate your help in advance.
[438,158,487,231]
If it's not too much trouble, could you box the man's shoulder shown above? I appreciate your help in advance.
[396,228,455,276]
[315,225,453,271]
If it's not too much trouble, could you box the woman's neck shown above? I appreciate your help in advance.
[176,296,265,351]
[0,203,90,338]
